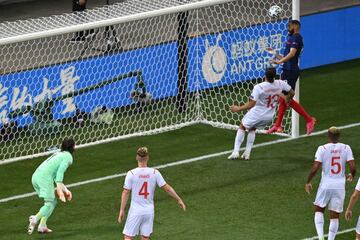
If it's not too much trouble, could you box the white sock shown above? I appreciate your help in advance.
[244,130,256,155]
[314,212,324,239]
[328,218,339,240]
[233,128,245,153]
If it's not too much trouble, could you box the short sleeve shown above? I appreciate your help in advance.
[290,35,300,49]
[155,170,166,188]
[281,81,292,93]
[123,171,133,190]
[346,145,354,162]
[355,178,360,192]
[315,146,323,162]
[249,85,261,101]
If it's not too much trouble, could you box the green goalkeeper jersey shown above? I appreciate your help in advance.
[34,151,73,183]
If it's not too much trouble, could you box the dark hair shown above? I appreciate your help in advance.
[290,19,301,27]
[61,138,75,153]
[265,67,276,83]
[328,127,340,143]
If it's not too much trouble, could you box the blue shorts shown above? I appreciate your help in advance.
[281,69,300,90]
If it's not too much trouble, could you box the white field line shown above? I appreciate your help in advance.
[0,122,359,205]
[301,227,355,240]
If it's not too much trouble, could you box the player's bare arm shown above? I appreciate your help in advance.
[347,160,356,182]
[272,48,297,65]
[162,184,186,211]
[230,99,256,113]
[118,189,131,223]
[305,161,321,194]
[345,190,360,221]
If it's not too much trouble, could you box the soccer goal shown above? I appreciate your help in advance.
[0,0,299,163]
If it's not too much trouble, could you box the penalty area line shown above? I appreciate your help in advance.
[301,227,355,239]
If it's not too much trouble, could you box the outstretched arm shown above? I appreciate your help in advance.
[230,99,256,113]
[162,184,186,211]
[305,161,321,194]
[118,189,130,223]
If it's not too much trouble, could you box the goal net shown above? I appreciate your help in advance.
[0,0,293,163]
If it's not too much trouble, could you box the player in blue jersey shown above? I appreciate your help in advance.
[267,20,316,135]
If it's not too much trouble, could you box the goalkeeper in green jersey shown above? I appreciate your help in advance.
[27,138,75,234]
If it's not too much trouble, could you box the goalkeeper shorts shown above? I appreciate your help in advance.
[31,173,55,201]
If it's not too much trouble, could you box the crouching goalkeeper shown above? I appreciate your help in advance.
[27,138,75,234]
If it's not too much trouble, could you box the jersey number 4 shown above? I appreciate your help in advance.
[139,182,149,199]
[331,156,341,174]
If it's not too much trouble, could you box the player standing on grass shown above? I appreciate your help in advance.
[27,138,75,234]
[118,147,186,240]
[267,19,316,135]
[305,127,355,240]
[344,177,360,240]
[228,67,294,160]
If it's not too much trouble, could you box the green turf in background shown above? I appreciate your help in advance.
[0,59,359,239]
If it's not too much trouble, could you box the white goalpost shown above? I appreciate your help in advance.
[0,0,298,164]
[291,0,300,138]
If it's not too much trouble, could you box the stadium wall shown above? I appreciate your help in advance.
[301,6,360,69]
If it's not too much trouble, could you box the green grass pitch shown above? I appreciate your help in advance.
[0,59,359,239]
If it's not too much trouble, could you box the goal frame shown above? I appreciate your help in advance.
[0,0,300,164]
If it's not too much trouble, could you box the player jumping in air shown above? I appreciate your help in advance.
[345,177,360,240]
[118,147,186,240]
[27,138,75,234]
[267,19,316,135]
[228,67,295,160]
[305,127,355,240]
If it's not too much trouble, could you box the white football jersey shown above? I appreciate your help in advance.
[315,143,354,189]
[124,167,166,215]
[248,80,292,119]
[355,178,360,192]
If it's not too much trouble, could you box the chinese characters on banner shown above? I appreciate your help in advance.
[231,33,283,74]
[0,66,80,124]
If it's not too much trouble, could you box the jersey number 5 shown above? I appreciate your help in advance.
[331,156,341,174]
[139,182,149,199]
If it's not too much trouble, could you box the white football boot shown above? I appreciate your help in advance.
[38,225,53,234]
[241,152,250,161]
[228,152,240,160]
[27,215,38,235]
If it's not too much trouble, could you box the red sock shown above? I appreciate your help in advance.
[289,99,312,122]
[274,97,287,127]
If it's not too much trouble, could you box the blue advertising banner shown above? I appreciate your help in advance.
[0,43,178,126]
[188,20,287,91]
[301,6,360,69]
